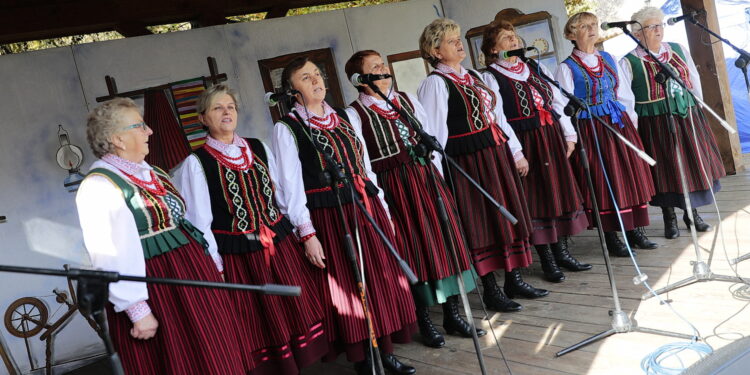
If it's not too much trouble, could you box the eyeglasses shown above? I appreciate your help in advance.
[642,23,666,31]
[120,121,150,132]
[573,22,598,31]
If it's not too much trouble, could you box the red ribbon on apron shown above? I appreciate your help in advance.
[354,175,373,214]
[259,224,276,267]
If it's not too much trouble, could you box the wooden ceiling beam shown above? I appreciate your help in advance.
[0,0,350,44]
[114,22,152,38]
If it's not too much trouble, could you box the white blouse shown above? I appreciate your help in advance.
[344,91,446,174]
[554,49,639,128]
[618,42,704,108]
[75,159,153,316]
[482,61,578,143]
[171,135,281,262]
[272,105,390,238]
[416,65,524,161]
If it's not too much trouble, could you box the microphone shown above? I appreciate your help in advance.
[499,47,536,59]
[264,90,299,107]
[666,10,700,26]
[350,73,392,86]
[600,20,637,30]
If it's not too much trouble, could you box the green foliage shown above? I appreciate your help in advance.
[0,31,123,55]
[287,0,404,16]
[0,0,402,55]
[564,0,595,16]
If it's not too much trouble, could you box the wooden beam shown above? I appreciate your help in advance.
[114,22,151,37]
[681,0,744,174]
[194,13,228,28]
[266,6,290,18]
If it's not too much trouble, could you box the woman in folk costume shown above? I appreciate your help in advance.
[417,18,549,312]
[75,98,248,375]
[479,20,592,283]
[343,50,484,349]
[272,56,417,375]
[553,11,658,256]
[619,6,725,239]
[172,84,328,375]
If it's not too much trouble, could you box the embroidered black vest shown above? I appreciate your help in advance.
[486,65,561,133]
[431,71,503,156]
[278,108,379,208]
[193,138,293,255]
[349,92,424,173]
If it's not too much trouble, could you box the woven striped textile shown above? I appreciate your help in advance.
[170,78,208,150]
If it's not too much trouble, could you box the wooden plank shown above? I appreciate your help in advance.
[680,0,743,173]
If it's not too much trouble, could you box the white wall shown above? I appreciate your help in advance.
[0,0,567,372]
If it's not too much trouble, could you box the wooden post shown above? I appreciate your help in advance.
[105,75,118,97]
[681,0,743,174]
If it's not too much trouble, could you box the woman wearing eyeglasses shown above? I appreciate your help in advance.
[172,84,329,375]
[619,6,725,239]
[554,11,657,257]
[272,56,417,375]
[75,98,248,375]
[479,20,591,284]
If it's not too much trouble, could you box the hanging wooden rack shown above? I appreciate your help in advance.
[95,56,227,102]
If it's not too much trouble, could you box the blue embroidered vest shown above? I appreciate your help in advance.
[563,51,627,126]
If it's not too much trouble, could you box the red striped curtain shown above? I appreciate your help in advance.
[144,89,191,171]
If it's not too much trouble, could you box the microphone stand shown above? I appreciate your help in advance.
[290,108,420,375]
[517,56,695,356]
[613,26,744,301]
[364,84,493,375]
[682,13,750,103]
[0,264,301,375]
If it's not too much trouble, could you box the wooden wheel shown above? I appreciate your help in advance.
[4,297,48,338]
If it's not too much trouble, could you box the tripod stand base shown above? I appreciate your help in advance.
[555,311,696,357]
[641,261,744,300]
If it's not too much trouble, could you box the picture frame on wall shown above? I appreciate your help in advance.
[258,48,344,122]
[386,50,431,95]
[465,9,558,71]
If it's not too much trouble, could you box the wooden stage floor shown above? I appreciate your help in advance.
[306,161,750,374]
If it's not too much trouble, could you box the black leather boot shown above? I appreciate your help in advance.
[381,353,416,375]
[626,228,659,249]
[551,237,592,272]
[535,244,565,282]
[504,269,549,299]
[662,206,680,239]
[480,272,522,312]
[684,208,712,232]
[442,295,486,337]
[604,231,631,257]
[416,304,444,348]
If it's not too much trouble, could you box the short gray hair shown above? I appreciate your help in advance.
[197,84,239,115]
[631,6,665,32]
[86,97,141,158]
[419,18,461,68]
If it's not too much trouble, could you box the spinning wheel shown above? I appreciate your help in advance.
[4,297,49,338]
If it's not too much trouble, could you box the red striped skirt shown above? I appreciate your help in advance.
[222,233,328,375]
[105,236,248,375]
[310,198,417,363]
[569,113,655,232]
[377,161,473,285]
[445,142,533,276]
[516,122,589,244]
[637,106,725,196]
